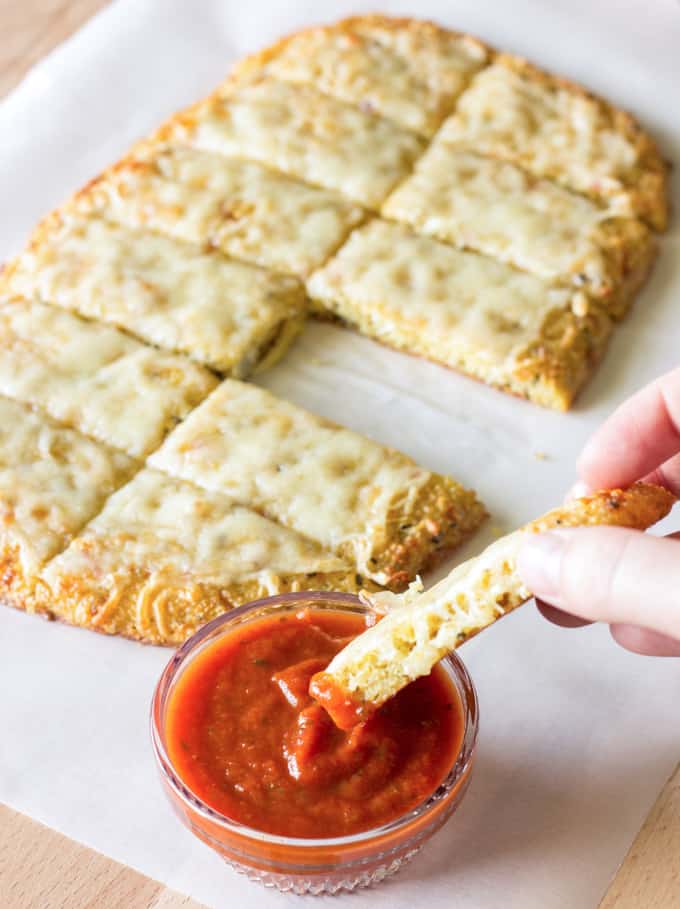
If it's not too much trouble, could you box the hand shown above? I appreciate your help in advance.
[518,367,680,655]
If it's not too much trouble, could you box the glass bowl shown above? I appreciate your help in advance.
[150,591,479,895]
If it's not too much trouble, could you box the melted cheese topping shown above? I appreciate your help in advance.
[260,19,487,136]
[149,379,436,580]
[308,219,572,380]
[84,148,365,278]
[438,58,646,212]
[383,145,632,292]
[42,468,349,589]
[178,78,425,209]
[0,299,217,457]
[5,215,306,374]
[0,397,135,572]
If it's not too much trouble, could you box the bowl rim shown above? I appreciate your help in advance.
[150,590,479,849]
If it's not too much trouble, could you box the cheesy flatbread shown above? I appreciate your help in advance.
[0,15,671,644]
[149,379,486,588]
[308,219,613,410]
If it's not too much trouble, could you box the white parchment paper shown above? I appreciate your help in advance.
[1,2,679,907]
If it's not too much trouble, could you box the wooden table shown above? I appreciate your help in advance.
[0,3,678,906]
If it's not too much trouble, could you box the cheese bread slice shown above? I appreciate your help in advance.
[78,147,365,278]
[0,396,136,615]
[311,483,676,727]
[308,219,613,410]
[438,56,669,231]
[0,212,306,376]
[235,15,489,137]
[0,298,217,457]
[382,145,656,317]
[162,77,425,209]
[42,469,369,645]
[149,380,486,588]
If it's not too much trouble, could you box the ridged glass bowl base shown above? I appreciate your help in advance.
[223,846,422,895]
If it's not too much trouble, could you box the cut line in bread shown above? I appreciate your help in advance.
[0,396,137,617]
[75,147,366,279]
[164,77,426,210]
[0,297,217,457]
[310,484,675,728]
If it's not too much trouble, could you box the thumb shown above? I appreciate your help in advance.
[517,526,680,642]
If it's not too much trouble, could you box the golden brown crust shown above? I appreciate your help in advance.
[591,219,657,319]
[0,544,52,618]
[1,206,86,294]
[229,14,492,72]
[140,96,206,151]
[512,302,614,410]
[46,564,377,646]
[2,14,664,411]
[368,477,487,590]
[527,483,676,535]
[0,210,60,295]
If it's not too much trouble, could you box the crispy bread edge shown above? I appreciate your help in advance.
[311,484,675,724]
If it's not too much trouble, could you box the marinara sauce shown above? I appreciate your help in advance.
[165,608,464,839]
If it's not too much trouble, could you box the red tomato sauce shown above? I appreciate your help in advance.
[165,609,464,839]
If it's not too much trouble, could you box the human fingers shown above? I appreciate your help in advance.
[517,526,680,641]
[577,366,680,490]
[535,600,592,628]
[609,623,680,656]
[642,451,680,498]
[535,605,680,655]
[568,452,680,501]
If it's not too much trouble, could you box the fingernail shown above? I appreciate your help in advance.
[517,532,566,601]
[566,480,591,501]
